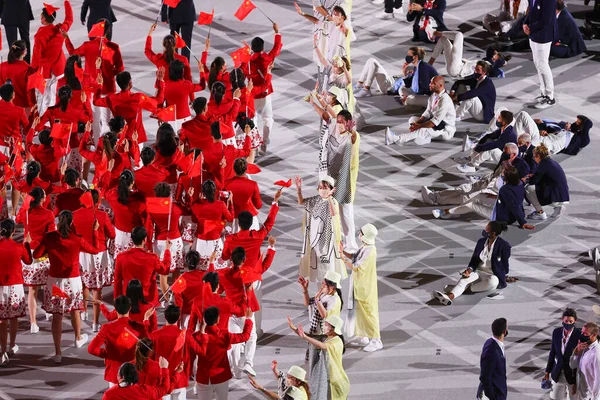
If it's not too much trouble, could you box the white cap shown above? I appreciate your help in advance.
[287,365,307,382]
[319,174,335,188]
[324,270,342,289]
[360,223,378,245]
[284,386,308,400]
[324,315,344,335]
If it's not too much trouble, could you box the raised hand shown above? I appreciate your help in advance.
[158,356,169,369]
[294,175,302,189]
[148,22,157,36]
[267,235,276,247]
[273,188,282,203]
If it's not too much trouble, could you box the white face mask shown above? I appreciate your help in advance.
[318,188,330,198]
[337,123,346,133]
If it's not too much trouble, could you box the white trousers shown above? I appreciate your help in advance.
[550,372,574,400]
[400,86,430,108]
[482,11,516,34]
[358,57,393,91]
[513,110,541,146]
[339,202,358,252]
[431,31,466,78]
[530,40,554,99]
[540,131,572,155]
[254,95,273,146]
[163,388,187,400]
[449,271,499,298]
[448,192,496,219]
[470,148,503,167]
[197,381,229,400]
[401,115,455,145]
[91,95,112,144]
[456,97,484,122]
[228,314,257,372]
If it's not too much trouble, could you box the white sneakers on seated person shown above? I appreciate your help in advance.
[385,128,402,145]
[432,290,452,306]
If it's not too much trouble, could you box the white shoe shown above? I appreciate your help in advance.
[462,135,474,152]
[233,370,243,379]
[53,354,62,364]
[456,164,477,173]
[534,94,546,104]
[349,336,370,346]
[551,205,565,218]
[535,97,556,109]
[432,290,452,305]
[92,323,101,333]
[432,209,443,219]
[7,345,18,356]
[243,364,256,377]
[364,339,383,352]
[193,384,198,395]
[80,312,88,322]
[45,313,52,321]
[595,248,600,265]
[421,186,437,205]
[527,210,547,220]
[0,353,8,366]
[30,324,40,334]
[385,127,399,146]
[376,11,394,19]
[372,0,385,4]
[75,333,89,348]
[354,88,372,98]
[469,175,483,183]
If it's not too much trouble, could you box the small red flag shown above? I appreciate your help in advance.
[274,179,292,188]
[51,284,70,299]
[163,0,181,7]
[43,3,60,15]
[171,276,187,294]
[100,43,115,61]
[230,46,251,68]
[50,123,73,139]
[188,154,202,178]
[174,330,186,352]
[27,71,46,94]
[117,327,139,350]
[139,94,158,113]
[156,106,176,122]
[22,195,33,212]
[240,265,262,285]
[246,164,261,175]
[202,282,213,301]
[146,197,172,215]
[3,164,14,183]
[197,10,214,25]
[88,21,106,38]
[80,192,94,208]
[173,32,186,49]
[12,153,23,175]
[198,219,225,236]
[234,0,257,21]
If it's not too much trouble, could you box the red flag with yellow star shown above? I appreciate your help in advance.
[146,197,172,215]
[234,0,256,21]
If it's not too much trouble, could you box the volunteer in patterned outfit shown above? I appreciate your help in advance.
[34,210,101,364]
[14,187,55,334]
[298,271,343,338]
[0,219,33,367]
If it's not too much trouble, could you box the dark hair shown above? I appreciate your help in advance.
[337,109,352,122]
[118,363,139,385]
[116,71,132,90]
[0,83,14,101]
[57,86,72,112]
[39,129,53,146]
[251,37,264,53]
[488,221,508,236]
[233,158,247,176]
[203,272,219,292]
[30,187,45,207]
[153,182,171,198]
[164,305,181,325]
[202,180,216,203]
[0,219,15,238]
[323,279,344,309]
[204,306,219,326]
[408,46,425,60]
[503,165,520,186]
[563,308,577,320]
[115,295,132,315]
[192,97,208,115]
[238,211,253,231]
[126,279,147,314]
[90,189,100,206]
[42,8,57,23]
[230,68,246,90]
[64,55,83,90]
[118,170,135,205]
[499,110,514,125]
[141,147,156,166]
[210,121,222,140]
[208,57,226,91]
[134,338,153,373]
[332,5,347,20]
[25,161,41,186]
[491,317,508,337]
[557,0,565,10]
[103,132,118,159]
[169,60,185,81]
[8,40,27,63]
[57,210,73,238]
[156,123,177,157]
[163,35,176,64]
[109,116,126,134]
[231,246,246,267]
[476,60,491,75]
[64,168,80,187]
[236,112,255,131]
[319,180,334,190]
[210,81,226,106]
[185,250,200,270]
[131,226,147,246]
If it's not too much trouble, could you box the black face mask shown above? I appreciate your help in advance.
[405,55,414,63]
[500,152,511,161]
[495,121,503,128]
[518,145,528,154]
[482,230,489,238]
[504,330,508,338]
[473,73,482,80]
[580,335,591,344]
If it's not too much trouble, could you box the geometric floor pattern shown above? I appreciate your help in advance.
[1,0,600,398]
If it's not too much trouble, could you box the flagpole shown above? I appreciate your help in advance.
[174,104,177,133]
[167,193,173,231]
[255,7,274,24]
[124,327,154,351]
[155,0,165,24]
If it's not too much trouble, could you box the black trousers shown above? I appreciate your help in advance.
[4,22,31,64]
[170,22,193,61]
[385,0,403,13]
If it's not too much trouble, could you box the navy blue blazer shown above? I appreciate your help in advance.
[161,0,196,24]
[0,0,34,26]
[519,144,537,173]
[477,126,518,153]
[407,0,448,37]
[562,118,593,155]
[403,61,438,96]
[495,156,531,179]
[453,76,497,123]
[81,0,117,31]
[482,56,507,78]
[546,327,581,385]
[552,9,586,58]
[528,158,569,205]
[497,183,527,227]
[477,338,507,400]
[468,237,511,288]
[524,0,558,44]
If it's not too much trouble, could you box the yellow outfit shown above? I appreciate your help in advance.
[353,245,380,339]
[349,132,360,202]
[325,336,350,399]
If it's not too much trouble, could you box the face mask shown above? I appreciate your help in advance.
[496,121,503,128]
[504,330,508,337]
[473,73,482,80]
[405,55,414,63]
[518,145,527,153]
[482,230,489,238]
[500,152,510,161]
[580,335,590,344]
[563,322,575,331]
[318,189,329,198]
[337,123,346,133]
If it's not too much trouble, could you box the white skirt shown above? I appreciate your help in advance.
[194,238,227,270]
[79,251,112,290]
[113,228,133,260]
[22,258,50,286]
[43,276,84,314]
[0,284,26,320]
[154,238,184,272]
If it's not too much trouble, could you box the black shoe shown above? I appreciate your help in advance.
[386,89,397,96]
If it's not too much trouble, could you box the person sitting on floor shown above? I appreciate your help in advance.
[450,61,497,123]
[482,0,529,37]
[551,0,587,59]
[407,0,448,44]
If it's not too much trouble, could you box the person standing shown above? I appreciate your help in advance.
[31,1,73,79]
[569,322,600,400]
[544,308,580,400]
[0,0,34,63]
[523,0,558,109]
[161,0,195,61]
[80,0,117,41]
[477,317,508,400]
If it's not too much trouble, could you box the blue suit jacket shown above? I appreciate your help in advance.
[562,118,593,155]
[477,126,518,152]
[524,0,558,44]
[454,76,497,123]
[528,158,569,205]
[468,237,511,288]
[497,183,527,227]
[519,144,537,173]
[546,327,581,385]
[407,0,448,36]
[552,9,586,58]
[403,62,438,96]
[477,338,507,400]
[494,156,531,179]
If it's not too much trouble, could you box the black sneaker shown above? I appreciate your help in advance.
[535,97,556,109]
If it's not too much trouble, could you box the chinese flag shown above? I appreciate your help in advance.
[174,330,186,352]
[240,265,262,285]
[117,328,139,350]
[156,106,176,122]
[179,152,194,173]
[197,10,214,25]
[100,43,115,61]
[12,153,23,175]
[146,197,171,215]
[22,195,33,211]
[234,0,256,21]
[171,276,187,294]
[88,21,106,38]
[74,63,84,83]
[274,179,292,187]
[188,153,202,178]
[50,123,73,139]
[139,94,158,113]
[51,285,70,299]
[43,3,60,15]
[174,32,186,49]
[80,192,94,208]
[3,164,14,183]
[246,163,262,174]
[198,219,224,236]
[164,0,181,7]
[230,46,251,68]
[27,71,46,94]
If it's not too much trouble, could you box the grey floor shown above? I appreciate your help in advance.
[1,0,600,399]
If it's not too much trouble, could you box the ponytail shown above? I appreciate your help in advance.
[202,180,216,203]
[8,40,27,64]
[102,132,117,159]
[57,86,73,112]
[117,170,134,205]
[57,210,73,238]
[0,219,15,239]
[64,55,83,90]
[208,57,225,91]
[211,81,225,106]
[29,187,45,208]
[163,36,176,65]
[25,161,41,186]
[134,338,153,373]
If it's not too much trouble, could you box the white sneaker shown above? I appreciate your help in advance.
[0,353,8,366]
[243,364,256,377]
[193,384,198,395]
[75,333,89,348]
[469,175,483,183]
[385,127,400,145]
[53,354,62,364]
[45,313,52,321]
[349,336,370,347]
[432,290,452,305]
[432,209,443,219]
[528,210,547,220]
[92,323,101,333]
[30,324,40,334]
[456,164,477,173]
[354,88,372,98]
[534,94,546,104]
[80,312,88,322]
[551,205,565,218]
[363,339,384,352]
[462,135,474,152]
[372,0,385,4]
[376,11,394,19]
[7,345,18,356]
[421,186,437,205]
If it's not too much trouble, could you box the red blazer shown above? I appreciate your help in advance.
[206,98,240,140]
[193,320,253,385]
[187,291,241,333]
[190,200,232,241]
[0,239,32,286]
[0,60,35,107]
[33,230,100,278]
[80,143,130,189]
[88,316,148,384]
[173,269,206,315]
[146,202,185,241]
[136,358,161,390]
[31,1,74,78]
[72,207,115,253]
[26,129,62,183]
[101,303,158,333]
[203,136,251,189]
[102,368,173,400]
[164,78,204,119]
[114,248,171,304]
[174,173,204,207]
[37,101,93,149]
[15,205,56,250]
[222,202,279,266]
[54,187,84,215]
[179,113,214,151]
[223,175,262,217]
[65,37,124,95]
[150,324,189,390]
[242,34,281,99]
[144,36,192,82]
[134,165,169,199]
[152,148,185,184]
[0,100,28,147]
[104,188,146,233]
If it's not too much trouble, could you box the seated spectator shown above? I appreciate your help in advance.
[450,62,497,123]
[353,57,396,97]
[482,47,511,78]
[483,0,529,36]
[517,133,538,173]
[407,0,448,44]
[551,0,587,58]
